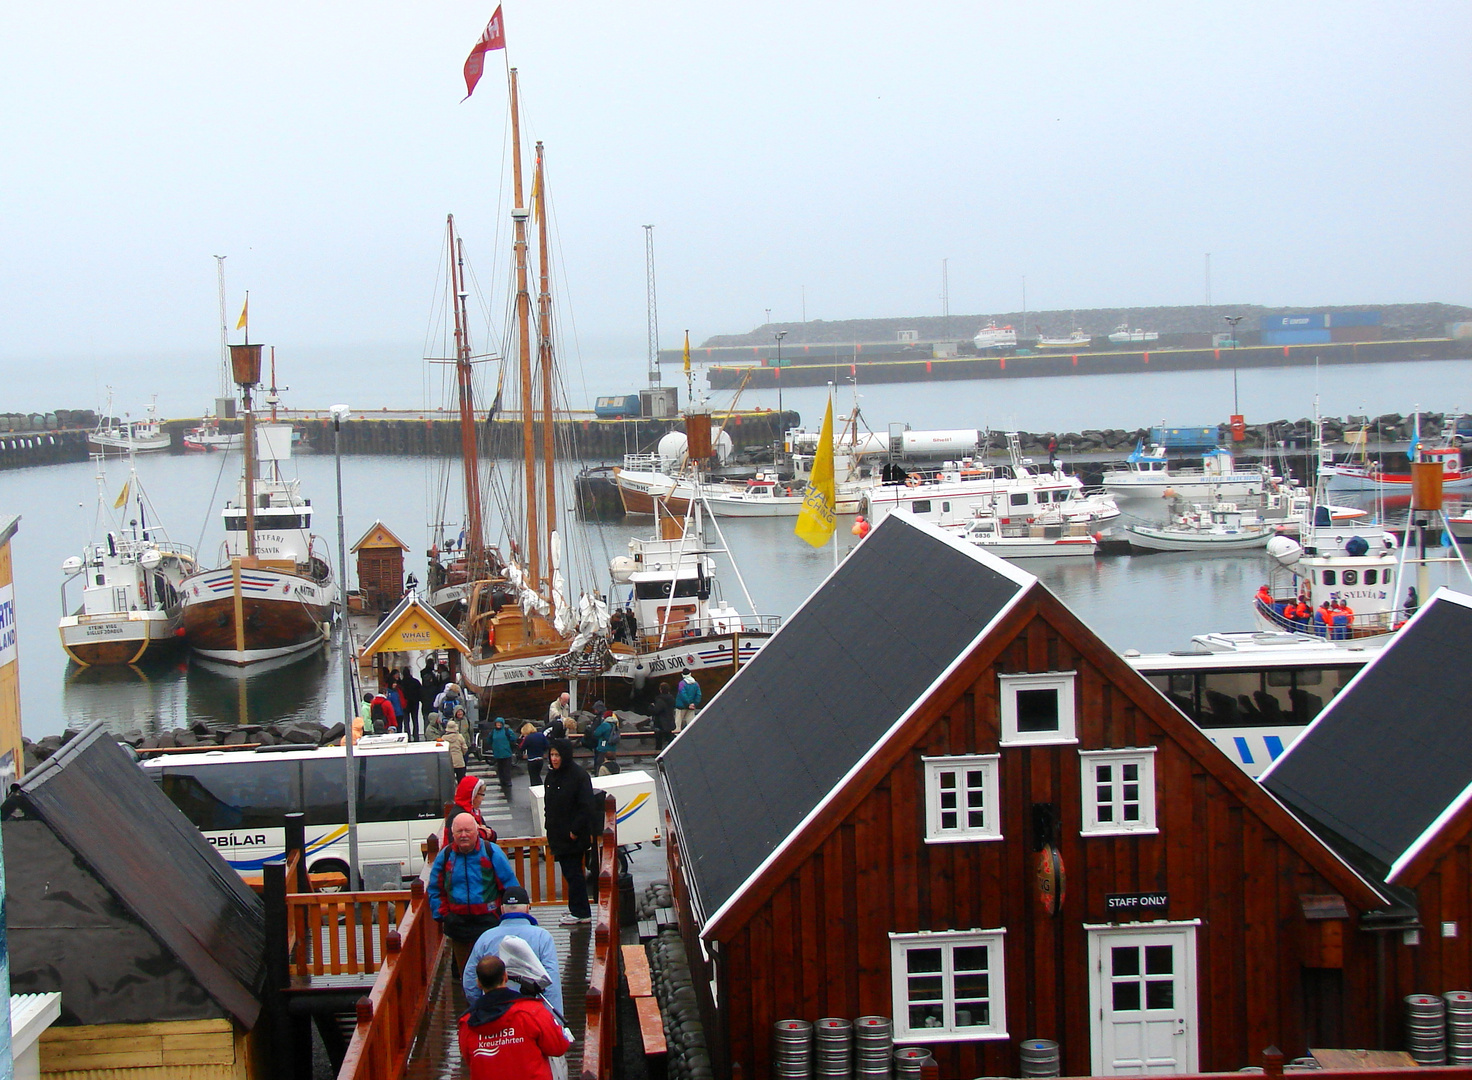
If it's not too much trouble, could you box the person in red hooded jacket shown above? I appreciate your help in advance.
[443,775,497,845]
[458,955,569,1080]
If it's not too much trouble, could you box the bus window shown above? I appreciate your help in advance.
[160,763,297,831]
[360,753,448,822]
[1197,671,1272,727]
[301,759,349,826]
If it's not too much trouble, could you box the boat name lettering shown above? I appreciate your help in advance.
[209,833,270,848]
[83,623,126,637]
[1106,892,1169,912]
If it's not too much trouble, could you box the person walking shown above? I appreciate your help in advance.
[590,710,616,775]
[435,680,462,720]
[674,669,702,731]
[543,738,598,926]
[458,955,569,1080]
[649,681,677,753]
[400,665,423,740]
[488,717,516,798]
[446,718,469,784]
[462,886,562,1015]
[520,723,548,787]
[428,813,521,980]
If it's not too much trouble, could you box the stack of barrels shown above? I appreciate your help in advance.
[1444,991,1472,1065]
[1406,994,1448,1064]
[854,1016,895,1077]
[892,1045,934,1076]
[1020,1038,1061,1077]
[773,1020,814,1078]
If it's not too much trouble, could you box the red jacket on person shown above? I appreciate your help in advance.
[458,989,570,1080]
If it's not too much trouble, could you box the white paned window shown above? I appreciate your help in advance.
[889,930,1008,1042]
[1080,748,1158,835]
[922,755,1000,843]
[999,671,1077,746]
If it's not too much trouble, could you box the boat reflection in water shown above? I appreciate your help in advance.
[183,644,331,731]
[62,657,191,738]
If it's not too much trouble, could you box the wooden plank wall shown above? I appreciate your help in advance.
[1395,840,1472,1000]
[710,604,1379,1079]
[39,1017,247,1079]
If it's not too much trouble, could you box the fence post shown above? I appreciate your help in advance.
[262,858,312,1080]
[1263,1045,1285,1080]
[285,811,308,891]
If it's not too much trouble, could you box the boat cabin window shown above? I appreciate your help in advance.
[634,579,703,600]
[1342,570,1358,585]
[1052,490,1071,502]
[911,500,932,514]
[941,502,951,513]
[1365,569,1378,585]
[1383,568,1394,586]
[1322,570,1337,586]
[1010,493,1029,507]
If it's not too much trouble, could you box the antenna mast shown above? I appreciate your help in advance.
[644,225,660,386]
[214,256,228,399]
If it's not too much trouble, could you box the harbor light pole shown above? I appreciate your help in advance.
[1223,316,1244,415]
[774,330,788,464]
[331,403,361,891]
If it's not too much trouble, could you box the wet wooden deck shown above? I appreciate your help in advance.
[402,906,595,1080]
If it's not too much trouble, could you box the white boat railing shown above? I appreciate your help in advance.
[618,612,783,651]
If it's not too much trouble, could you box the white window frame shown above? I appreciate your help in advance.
[1079,748,1158,836]
[889,929,1008,1042]
[922,755,1001,844]
[999,671,1077,746]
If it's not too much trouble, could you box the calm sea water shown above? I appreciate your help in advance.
[6,363,1471,742]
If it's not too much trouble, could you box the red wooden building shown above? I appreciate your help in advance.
[659,513,1395,1079]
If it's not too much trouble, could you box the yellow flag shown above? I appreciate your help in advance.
[683,330,691,374]
[794,396,837,548]
[113,479,130,509]
[235,295,249,331]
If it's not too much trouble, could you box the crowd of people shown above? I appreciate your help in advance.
[1257,585,1363,638]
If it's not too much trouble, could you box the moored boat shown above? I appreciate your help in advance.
[1101,441,1277,500]
[1035,330,1091,349]
[182,415,243,452]
[958,498,1099,559]
[87,397,170,455]
[972,321,1017,350]
[1107,324,1159,344]
[1125,501,1277,553]
[1321,413,1472,492]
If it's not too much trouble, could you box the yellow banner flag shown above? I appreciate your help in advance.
[235,295,249,331]
[794,395,837,548]
[683,330,691,374]
[113,479,130,509]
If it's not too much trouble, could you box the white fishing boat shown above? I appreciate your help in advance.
[87,397,170,455]
[861,432,1119,533]
[958,498,1099,559]
[1035,330,1091,349]
[1107,324,1159,344]
[1321,413,1472,492]
[59,456,198,666]
[182,415,243,452]
[1101,441,1277,500]
[178,345,336,665]
[1125,501,1277,553]
[972,321,1017,350]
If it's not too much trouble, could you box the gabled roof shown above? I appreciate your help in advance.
[360,592,471,657]
[659,512,1034,929]
[351,520,410,553]
[1263,590,1472,886]
[2,722,265,1027]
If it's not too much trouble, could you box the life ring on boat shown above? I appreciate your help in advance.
[138,582,147,602]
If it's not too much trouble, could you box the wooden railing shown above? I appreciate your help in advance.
[288,892,415,980]
[579,793,621,1080]
[500,836,567,905]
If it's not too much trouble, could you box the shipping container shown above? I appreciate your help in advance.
[1150,426,1219,449]
[1330,326,1382,343]
[1326,310,1381,328]
[1262,328,1332,346]
[1260,313,1329,331]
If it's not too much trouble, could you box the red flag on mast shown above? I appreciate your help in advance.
[462,7,506,100]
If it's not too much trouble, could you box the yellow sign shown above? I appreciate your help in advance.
[0,517,22,781]
[376,615,458,653]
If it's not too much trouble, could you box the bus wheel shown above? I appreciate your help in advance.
[311,859,350,893]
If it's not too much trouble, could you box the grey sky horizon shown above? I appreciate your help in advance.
[2,1,1468,414]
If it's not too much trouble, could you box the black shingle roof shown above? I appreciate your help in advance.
[1263,591,1472,880]
[660,512,1031,923]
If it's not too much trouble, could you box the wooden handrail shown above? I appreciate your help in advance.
[286,892,414,979]
[579,793,621,1080]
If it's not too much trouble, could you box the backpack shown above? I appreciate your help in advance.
[370,699,387,724]
[605,721,621,748]
[581,728,599,751]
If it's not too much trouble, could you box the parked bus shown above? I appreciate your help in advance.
[142,738,454,882]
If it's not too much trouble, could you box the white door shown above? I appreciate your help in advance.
[1088,924,1198,1076]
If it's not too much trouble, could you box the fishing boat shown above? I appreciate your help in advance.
[1321,413,1472,492]
[182,415,243,452]
[87,397,170,455]
[861,432,1119,532]
[1125,501,1277,553]
[1035,330,1091,349]
[178,343,336,665]
[972,321,1017,350]
[59,455,198,665]
[1107,324,1159,344]
[1101,441,1277,500]
[958,498,1099,559]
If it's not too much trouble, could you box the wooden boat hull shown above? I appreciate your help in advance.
[179,566,333,665]
[59,614,181,666]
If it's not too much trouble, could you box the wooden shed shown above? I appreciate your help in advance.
[2,722,266,1078]
[659,512,1391,1079]
[1265,589,1472,1039]
[351,520,410,615]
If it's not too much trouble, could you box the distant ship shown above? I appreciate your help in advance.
[1108,324,1160,344]
[972,322,1017,350]
[1036,330,1091,349]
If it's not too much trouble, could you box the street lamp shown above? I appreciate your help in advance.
[774,330,788,463]
[330,403,361,891]
[1223,316,1244,416]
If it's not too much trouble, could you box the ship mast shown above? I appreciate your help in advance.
[448,215,485,575]
[508,67,540,595]
[534,141,557,604]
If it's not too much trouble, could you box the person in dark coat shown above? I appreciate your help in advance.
[400,665,423,740]
[542,738,597,926]
[649,682,677,754]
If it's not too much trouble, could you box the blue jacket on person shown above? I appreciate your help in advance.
[674,676,702,709]
[462,911,563,1016]
[490,723,515,761]
[427,839,521,920]
[593,718,616,754]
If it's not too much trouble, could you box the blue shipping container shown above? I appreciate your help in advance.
[1262,329,1333,346]
[1327,310,1382,328]
[1150,426,1219,449]
[1260,313,1329,331]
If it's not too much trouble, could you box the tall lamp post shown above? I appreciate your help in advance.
[774,330,788,463]
[1223,316,1244,416]
[330,403,361,891]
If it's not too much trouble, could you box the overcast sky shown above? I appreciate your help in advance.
[2,1,1468,411]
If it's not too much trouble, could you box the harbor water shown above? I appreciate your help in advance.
[6,364,1472,743]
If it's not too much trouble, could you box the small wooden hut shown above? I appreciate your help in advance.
[350,520,410,615]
